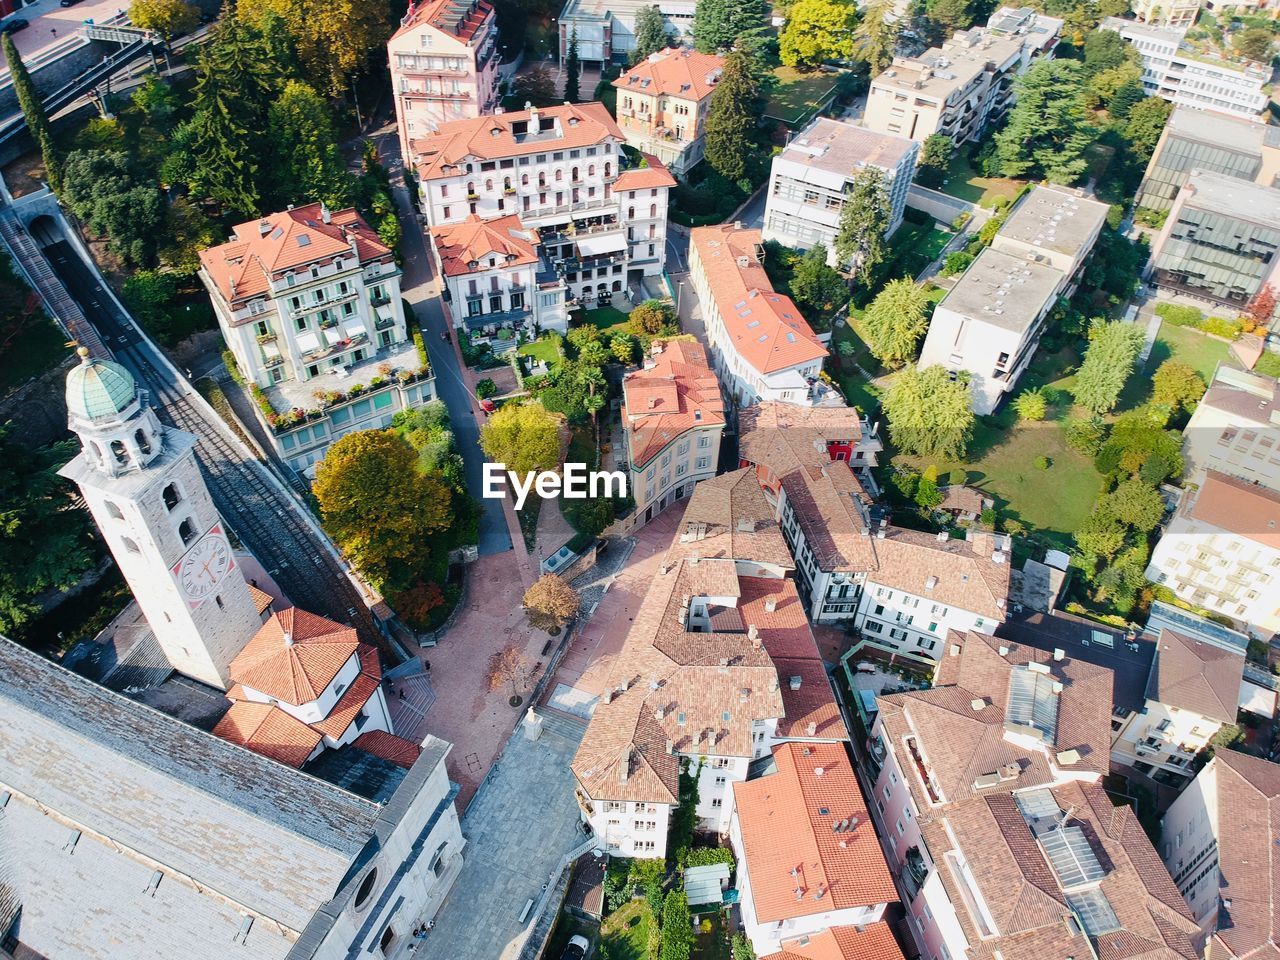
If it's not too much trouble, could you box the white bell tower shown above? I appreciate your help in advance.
[58,349,262,689]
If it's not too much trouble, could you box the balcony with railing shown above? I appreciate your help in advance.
[289,288,359,318]
[902,846,929,899]
[302,330,369,364]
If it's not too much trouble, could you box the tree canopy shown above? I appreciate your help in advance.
[266,80,352,210]
[788,246,847,316]
[780,0,856,69]
[703,51,758,185]
[565,28,582,102]
[479,401,562,476]
[995,59,1098,184]
[129,0,199,38]
[235,0,391,94]
[692,0,770,53]
[1151,359,1205,413]
[632,5,670,62]
[882,364,975,461]
[1072,319,1144,414]
[3,34,60,192]
[834,168,889,286]
[851,0,900,74]
[522,574,580,630]
[862,278,931,366]
[61,152,165,266]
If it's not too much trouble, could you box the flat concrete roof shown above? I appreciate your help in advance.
[1165,105,1280,153]
[1184,169,1280,225]
[873,29,1025,101]
[996,184,1109,260]
[940,247,1062,331]
[779,118,916,177]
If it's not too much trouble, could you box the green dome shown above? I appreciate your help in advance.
[66,350,137,421]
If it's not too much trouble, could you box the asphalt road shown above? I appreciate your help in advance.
[376,130,513,557]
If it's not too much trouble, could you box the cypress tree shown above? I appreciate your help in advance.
[564,28,581,103]
[3,34,61,192]
[703,50,757,184]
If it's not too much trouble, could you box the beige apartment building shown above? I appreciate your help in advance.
[612,47,724,176]
[387,0,500,161]
[863,8,1061,144]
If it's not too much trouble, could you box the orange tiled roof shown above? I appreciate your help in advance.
[411,102,624,179]
[665,468,795,570]
[760,924,905,960]
[393,0,493,43]
[613,47,725,102]
[430,214,540,277]
[1190,470,1280,550]
[353,730,421,769]
[212,701,322,769]
[228,608,361,707]
[199,204,391,309]
[310,647,383,740]
[622,340,725,468]
[248,584,274,616]
[691,224,826,375]
[614,154,677,192]
[1145,628,1243,725]
[733,742,898,923]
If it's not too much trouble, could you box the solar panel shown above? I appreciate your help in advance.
[1040,826,1106,889]
[1007,666,1059,740]
[1067,889,1121,936]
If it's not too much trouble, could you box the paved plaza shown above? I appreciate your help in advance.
[420,720,586,960]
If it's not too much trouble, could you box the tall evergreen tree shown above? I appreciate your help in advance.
[703,50,757,184]
[834,167,888,287]
[3,34,60,192]
[851,0,900,74]
[994,59,1098,185]
[564,28,581,102]
[631,5,669,63]
[692,0,769,53]
[267,80,353,210]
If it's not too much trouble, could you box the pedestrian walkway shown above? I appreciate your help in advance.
[420,720,586,960]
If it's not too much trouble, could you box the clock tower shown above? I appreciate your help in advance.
[59,349,263,689]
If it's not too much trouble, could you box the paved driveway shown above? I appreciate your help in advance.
[421,721,586,960]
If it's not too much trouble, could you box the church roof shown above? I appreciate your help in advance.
[229,608,362,707]
[65,348,136,422]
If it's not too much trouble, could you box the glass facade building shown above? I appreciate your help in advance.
[1151,198,1280,305]
[1136,136,1265,213]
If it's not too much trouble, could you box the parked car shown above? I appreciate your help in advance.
[0,18,30,33]
[59,0,84,7]
[560,935,590,960]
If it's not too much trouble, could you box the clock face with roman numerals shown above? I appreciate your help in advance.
[173,525,235,606]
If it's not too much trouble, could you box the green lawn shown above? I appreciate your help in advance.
[940,151,1026,208]
[1116,322,1236,410]
[881,222,953,283]
[763,66,840,126]
[600,900,656,960]
[691,911,731,960]
[517,335,562,365]
[574,305,630,333]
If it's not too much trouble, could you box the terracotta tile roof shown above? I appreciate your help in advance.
[622,340,725,468]
[690,224,827,375]
[429,214,540,277]
[686,558,741,598]
[248,584,274,616]
[410,102,624,179]
[212,701,322,769]
[940,485,992,515]
[229,608,361,707]
[310,647,383,740]
[665,468,794,570]
[352,730,421,769]
[199,204,390,308]
[1145,628,1243,724]
[741,402,865,447]
[779,462,876,573]
[1190,471,1280,550]
[867,528,1011,621]
[760,923,905,960]
[773,657,845,740]
[393,0,493,42]
[613,153,677,192]
[1207,750,1280,960]
[733,742,898,923]
[920,781,1200,960]
[613,47,725,101]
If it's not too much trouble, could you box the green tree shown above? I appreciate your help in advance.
[789,245,847,316]
[1108,79,1145,119]
[565,28,582,102]
[834,168,889,286]
[1097,410,1184,482]
[1234,27,1274,63]
[1072,319,1144,414]
[611,332,637,364]
[628,299,678,336]
[1124,96,1173,158]
[1083,29,1129,74]
[1151,359,1205,412]
[129,0,199,38]
[659,889,694,960]
[922,0,970,38]
[236,0,391,95]
[995,59,1098,184]
[1065,415,1107,455]
[0,429,95,637]
[704,51,758,184]
[60,152,165,265]
[692,0,770,53]
[510,66,558,108]
[1109,477,1165,532]
[882,364,975,460]
[915,472,943,509]
[941,250,974,276]
[915,133,952,188]
[313,430,453,590]
[479,401,562,476]
[266,80,352,210]
[780,0,855,69]
[3,34,61,192]
[852,0,900,73]
[1075,504,1126,560]
[632,5,669,62]
[1013,387,1048,421]
[1088,62,1141,108]
[862,278,930,366]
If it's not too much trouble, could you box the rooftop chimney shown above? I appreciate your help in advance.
[258,219,272,237]
[789,675,802,691]
[1053,648,1065,661]
[282,631,294,647]
[320,203,331,225]
[748,624,760,647]
[655,705,666,720]
[666,739,675,755]
[764,598,777,613]
[806,721,817,736]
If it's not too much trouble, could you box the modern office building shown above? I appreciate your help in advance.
[612,47,724,175]
[1146,170,1280,306]
[762,118,919,270]
[387,0,500,161]
[556,0,694,63]
[1102,17,1270,121]
[1135,106,1280,212]
[863,9,1061,144]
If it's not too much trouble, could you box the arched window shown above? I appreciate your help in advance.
[604,162,612,177]
[105,501,124,520]
[538,172,546,186]
[135,428,152,456]
[178,517,197,546]
[503,176,512,190]
[554,169,563,182]
[612,280,622,291]
[588,164,595,177]
[650,204,657,218]
[467,181,476,195]
[88,441,104,466]
[122,537,140,554]
[521,173,529,186]
[571,166,579,181]
[163,483,181,512]
[109,440,129,466]
[485,179,493,191]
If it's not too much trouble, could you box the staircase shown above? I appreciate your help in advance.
[534,706,588,743]
[387,671,436,741]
